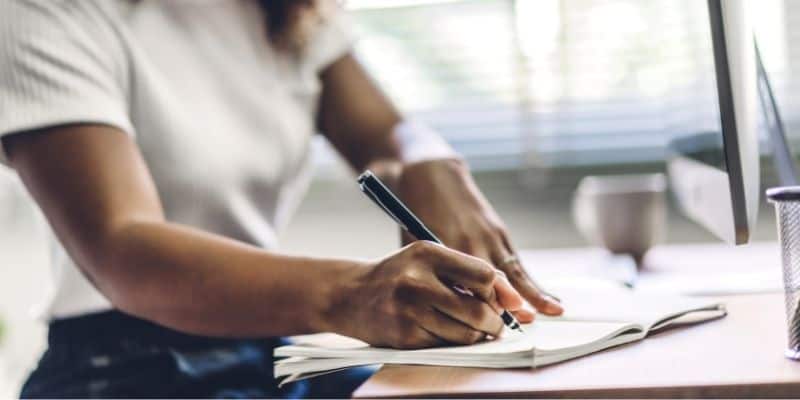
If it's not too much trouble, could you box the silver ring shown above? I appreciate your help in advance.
[499,254,519,267]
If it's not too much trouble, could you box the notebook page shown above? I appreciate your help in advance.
[404,319,636,356]
[276,320,637,379]
[277,331,535,359]
[522,320,640,351]
[278,319,637,360]
[540,288,723,327]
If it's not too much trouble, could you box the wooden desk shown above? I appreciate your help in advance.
[354,243,800,398]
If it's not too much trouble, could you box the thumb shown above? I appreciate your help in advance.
[492,269,524,311]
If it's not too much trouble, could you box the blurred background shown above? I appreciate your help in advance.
[0,0,798,395]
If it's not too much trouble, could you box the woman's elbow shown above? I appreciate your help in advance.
[76,222,175,322]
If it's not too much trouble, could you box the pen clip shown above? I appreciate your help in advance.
[360,182,409,231]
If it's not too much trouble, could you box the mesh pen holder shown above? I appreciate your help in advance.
[767,186,800,360]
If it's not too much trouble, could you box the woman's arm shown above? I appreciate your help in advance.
[317,54,404,178]
[3,124,522,346]
[4,124,350,337]
[318,54,563,317]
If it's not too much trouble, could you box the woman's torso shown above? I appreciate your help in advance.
[0,0,351,319]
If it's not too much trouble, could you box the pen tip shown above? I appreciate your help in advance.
[501,310,524,333]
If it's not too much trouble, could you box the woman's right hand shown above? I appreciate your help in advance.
[325,241,527,349]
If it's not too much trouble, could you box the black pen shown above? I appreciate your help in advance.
[357,170,524,334]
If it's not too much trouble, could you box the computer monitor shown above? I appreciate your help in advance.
[667,0,762,244]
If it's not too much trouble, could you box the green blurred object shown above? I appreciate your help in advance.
[0,316,5,345]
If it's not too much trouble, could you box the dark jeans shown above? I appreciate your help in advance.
[20,311,373,398]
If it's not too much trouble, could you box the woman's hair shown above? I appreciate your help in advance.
[258,0,336,53]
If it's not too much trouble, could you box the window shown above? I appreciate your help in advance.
[317,0,795,173]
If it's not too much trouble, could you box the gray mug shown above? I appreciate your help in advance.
[572,173,667,268]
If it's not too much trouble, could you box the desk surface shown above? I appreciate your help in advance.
[354,243,800,398]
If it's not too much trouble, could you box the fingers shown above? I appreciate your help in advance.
[388,263,501,346]
[492,269,524,311]
[390,326,448,349]
[454,243,525,312]
[425,279,505,337]
[510,270,563,315]
[406,241,526,316]
[461,243,525,311]
[411,241,497,302]
[491,235,563,316]
[465,242,492,266]
[512,308,536,324]
[417,308,491,345]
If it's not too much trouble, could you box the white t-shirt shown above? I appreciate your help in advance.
[0,0,353,319]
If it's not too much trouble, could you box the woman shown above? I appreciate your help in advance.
[0,0,563,397]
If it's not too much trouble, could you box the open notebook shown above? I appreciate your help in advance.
[274,289,726,384]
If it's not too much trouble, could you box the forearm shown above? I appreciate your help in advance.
[360,120,463,185]
[318,54,459,177]
[96,220,360,338]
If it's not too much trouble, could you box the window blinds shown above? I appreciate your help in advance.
[337,0,794,171]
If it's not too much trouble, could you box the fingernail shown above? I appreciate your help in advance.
[546,297,564,313]
[545,294,562,303]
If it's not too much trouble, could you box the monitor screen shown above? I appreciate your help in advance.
[667,0,760,244]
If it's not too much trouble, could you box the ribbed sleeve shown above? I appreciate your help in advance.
[0,0,134,165]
